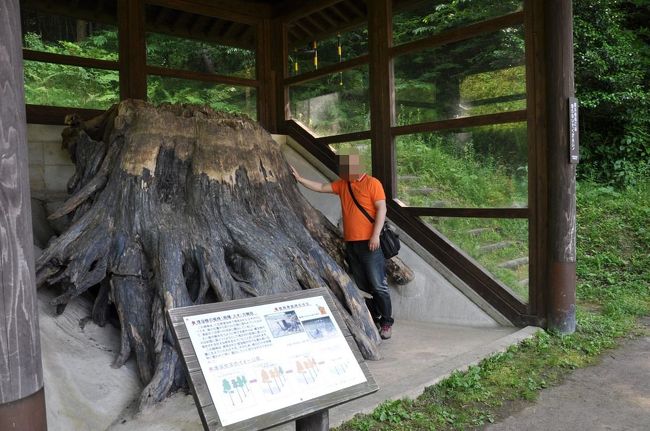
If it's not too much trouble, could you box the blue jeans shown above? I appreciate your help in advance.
[345,241,394,326]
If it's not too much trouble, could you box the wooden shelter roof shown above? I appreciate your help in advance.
[21,0,418,50]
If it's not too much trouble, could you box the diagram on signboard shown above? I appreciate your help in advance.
[302,316,337,340]
[264,311,304,338]
[222,375,250,406]
[260,366,287,395]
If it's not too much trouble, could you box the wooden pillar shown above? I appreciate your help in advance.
[544,0,576,333]
[367,0,395,198]
[257,19,275,130]
[0,1,47,429]
[118,0,147,100]
[271,18,289,133]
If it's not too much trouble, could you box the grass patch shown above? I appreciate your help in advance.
[336,181,650,431]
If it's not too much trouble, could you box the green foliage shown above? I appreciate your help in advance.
[23,30,120,109]
[396,129,529,299]
[336,180,650,431]
[574,0,650,186]
[22,30,256,115]
[393,0,522,45]
[146,32,255,79]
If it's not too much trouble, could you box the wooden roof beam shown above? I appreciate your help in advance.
[93,0,105,18]
[154,6,173,26]
[205,18,226,38]
[339,0,366,20]
[146,0,267,24]
[277,0,345,22]
[170,11,193,34]
[190,14,211,34]
[293,20,315,40]
[328,5,351,23]
[20,0,118,26]
[304,15,327,33]
[288,14,367,49]
[316,10,338,28]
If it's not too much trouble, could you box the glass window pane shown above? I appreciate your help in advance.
[394,26,526,126]
[146,33,256,79]
[289,66,369,137]
[421,217,529,302]
[395,122,528,208]
[147,76,257,119]
[21,9,118,60]
[24,61,119,109]
[393,0,523,46]
[288,25,368,76]
[328,140,372,173]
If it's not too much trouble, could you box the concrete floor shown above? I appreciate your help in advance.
[39,291,537,431]
[329,322,536,427]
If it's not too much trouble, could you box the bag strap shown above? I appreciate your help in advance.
[347,181,375,224]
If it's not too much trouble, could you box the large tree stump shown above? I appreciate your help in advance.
[36,100,413,409]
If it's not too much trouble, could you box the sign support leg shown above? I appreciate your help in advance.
[295,409,329,431]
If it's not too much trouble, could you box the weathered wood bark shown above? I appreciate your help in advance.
[0,0,47,428]
[36,100,413,409]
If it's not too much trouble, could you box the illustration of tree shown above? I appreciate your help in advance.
[261,369,274,394]
[237,375,249,393]
[270,368,281,391]
[231,378,243,402]
[303,359,315,381]
[296,361,308,384]
[278,366,286,385]
[222,379,234,406]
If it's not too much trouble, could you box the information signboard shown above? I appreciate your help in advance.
[167,288,378,431]
[569,97,580,164]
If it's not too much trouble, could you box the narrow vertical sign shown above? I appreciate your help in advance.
[568,97,579,164]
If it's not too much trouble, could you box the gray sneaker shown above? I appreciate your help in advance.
[380,324,392,340]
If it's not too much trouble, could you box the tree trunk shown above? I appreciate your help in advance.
[36,100,413,410]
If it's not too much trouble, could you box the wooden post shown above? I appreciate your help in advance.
[118,0,147,100]
[367,0,395,198]
[0,1,47,429]
[271,18,289,133]
[257,18,275,130]
[295,410,329,431]
[543,0,576,333]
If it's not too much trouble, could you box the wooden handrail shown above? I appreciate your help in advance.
[391,110,527,136]
[22,49,119,70]
[146,65,259,87]
[390,11,525,58]
[284,55,369,86]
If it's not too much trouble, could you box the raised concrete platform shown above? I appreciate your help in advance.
[331,322,538,427]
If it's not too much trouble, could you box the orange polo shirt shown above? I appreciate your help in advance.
[331,174,386,241]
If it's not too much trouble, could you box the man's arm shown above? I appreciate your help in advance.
[290,165,334,193]
[368,199,387,251]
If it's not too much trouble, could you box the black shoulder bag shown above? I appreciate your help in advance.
[347,181,400,259]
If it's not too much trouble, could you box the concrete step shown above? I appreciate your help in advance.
[517,278,529,288]
[467,227,495,236]
[408,186,437,196]
[498,257,529,269]
[397,174,418,182]
[478,241,515,254]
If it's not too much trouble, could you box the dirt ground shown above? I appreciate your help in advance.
[484,319,650,431]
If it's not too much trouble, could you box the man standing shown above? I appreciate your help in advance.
[290,155,394,339]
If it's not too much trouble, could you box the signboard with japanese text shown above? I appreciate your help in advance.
[167,288,377,431]
[569,97,580,164]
